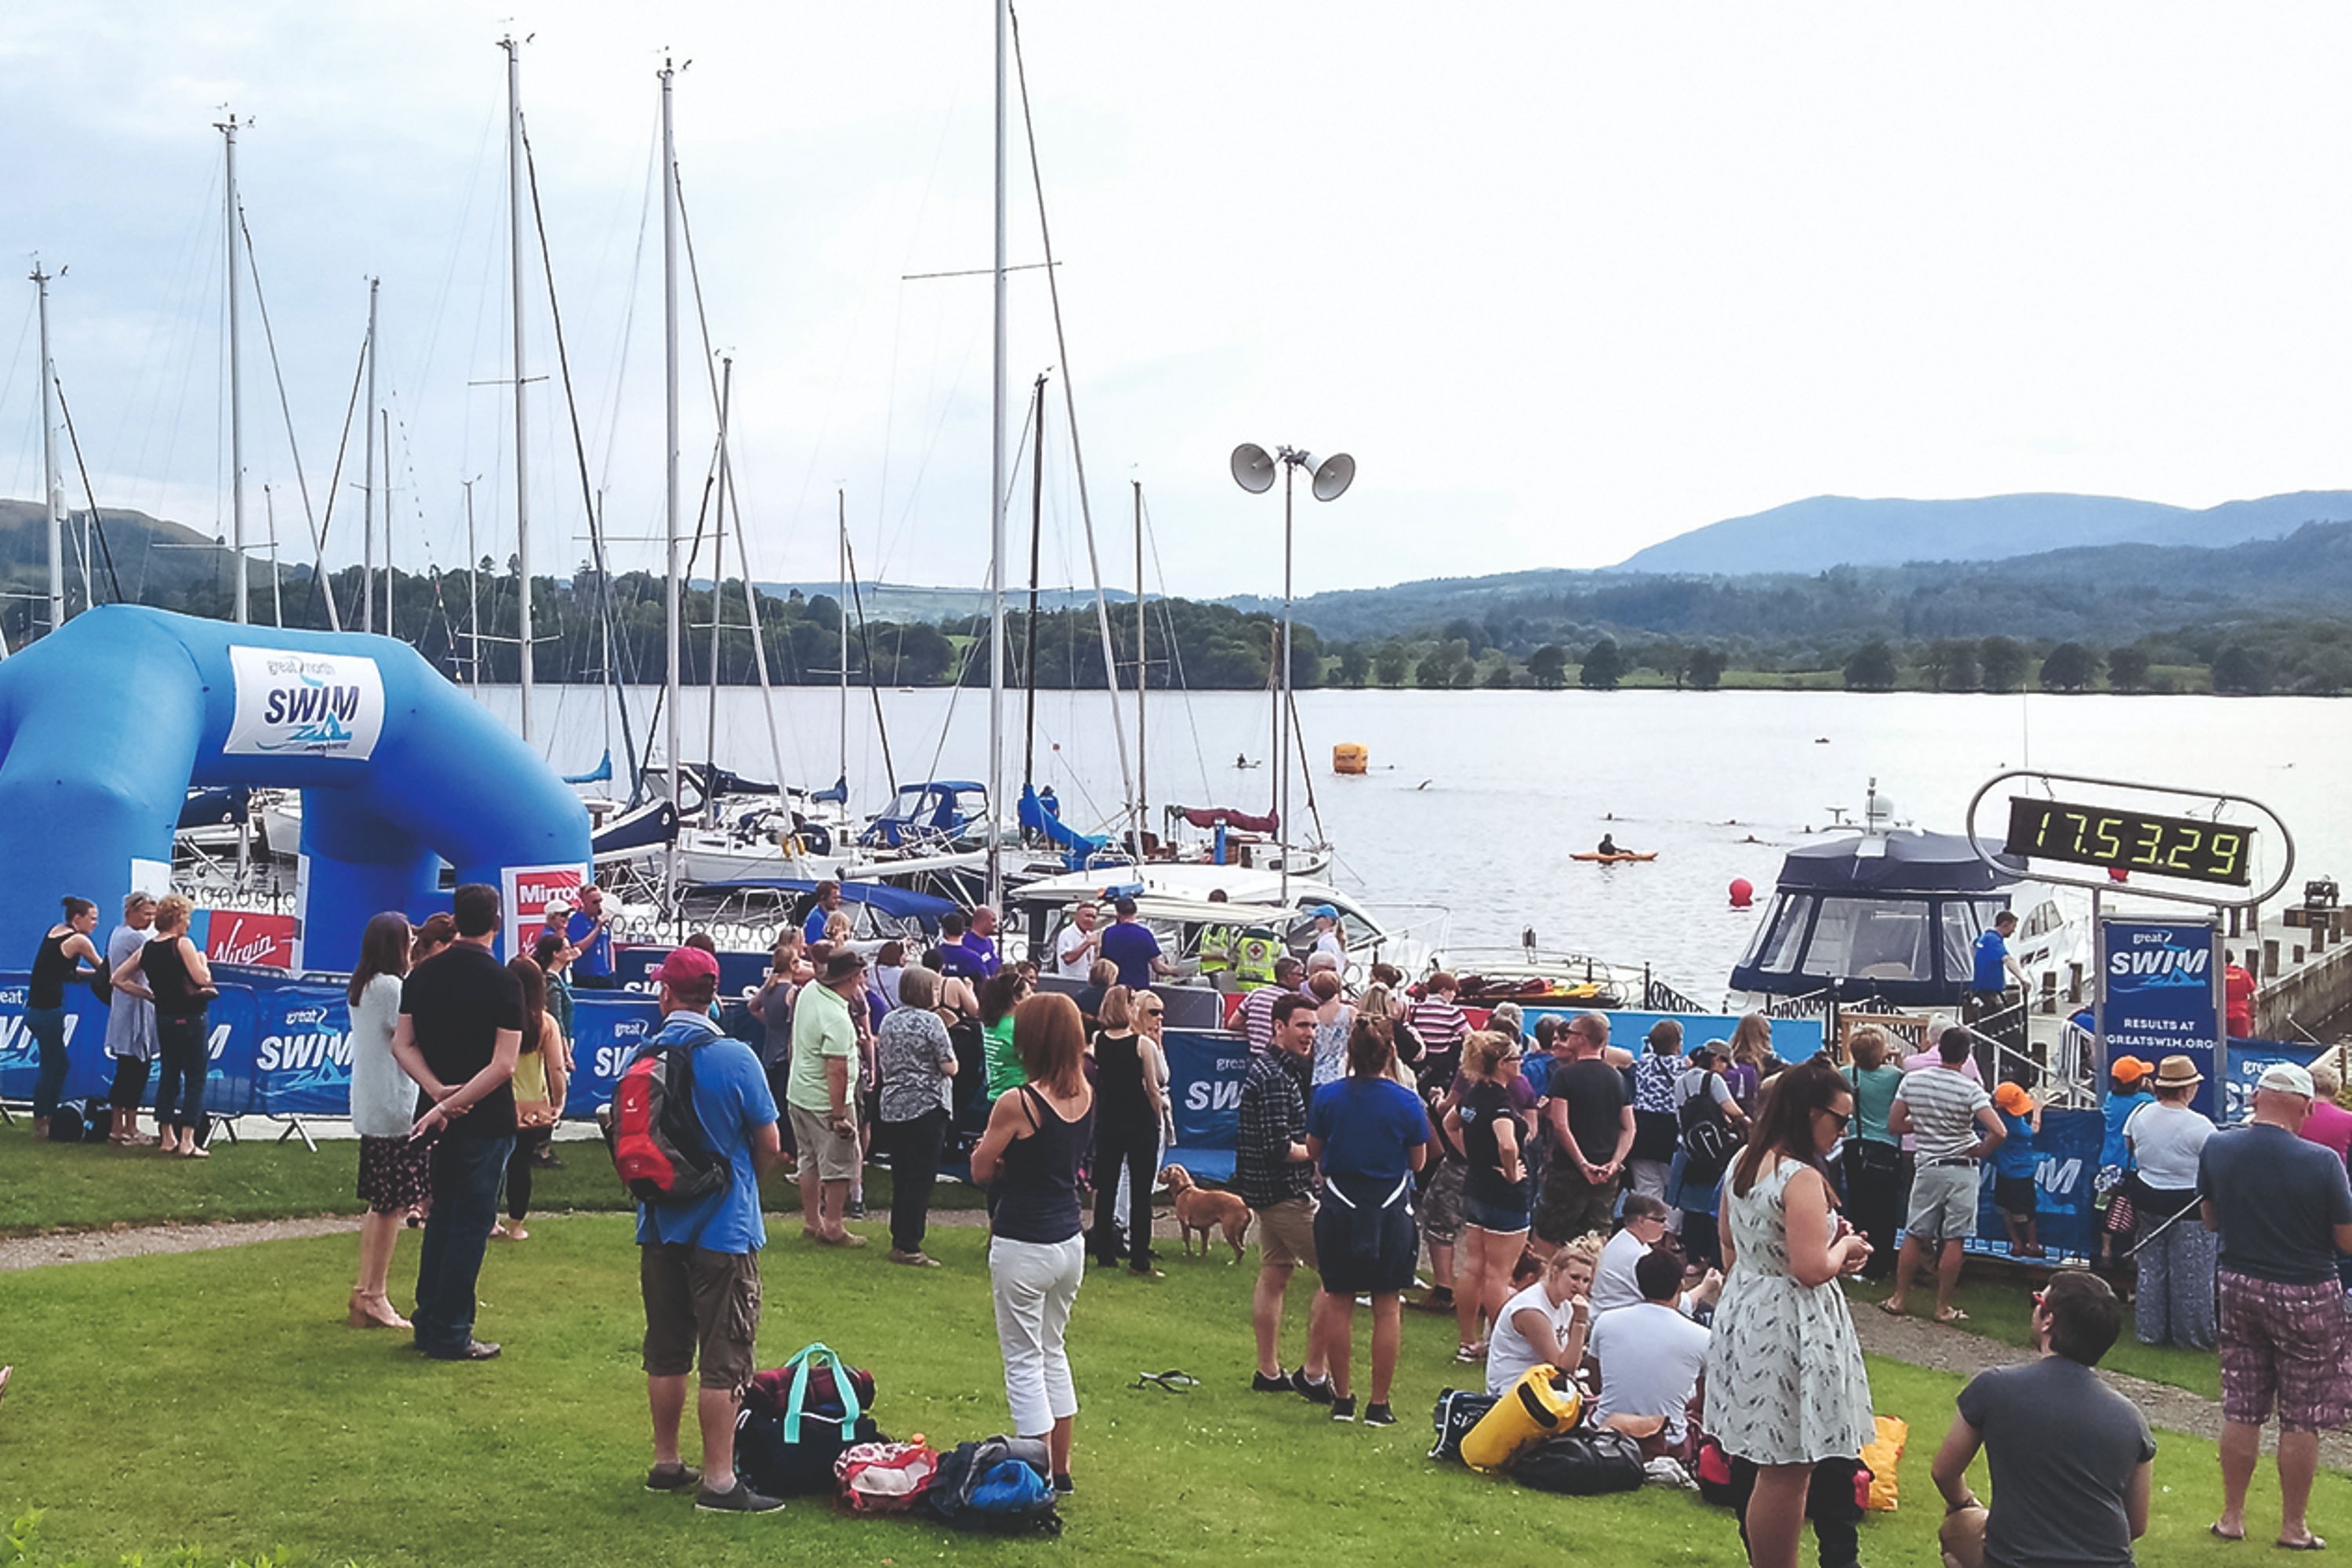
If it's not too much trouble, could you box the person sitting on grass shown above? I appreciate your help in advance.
[1306,1014,1434,1428]
[633,945,787,1514]
[1591,1244,1711,1460]
[1991,1082,2043,1259]
[1932,1270,2153,1568]
[1484,1235,1599,1396]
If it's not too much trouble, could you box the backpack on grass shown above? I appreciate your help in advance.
[1428,1388,1501,1464]
[1512,1429,1647,1495]
[603,1024,729,1206]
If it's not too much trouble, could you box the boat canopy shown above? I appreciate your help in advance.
[688,877,960,927]
[862,780,988,849]
[1728,831,2020,1007]
[1175,804,1279,834]
[591,798,678,858]
[563,750,614,786]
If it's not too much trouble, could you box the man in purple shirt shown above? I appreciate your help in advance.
[958,905,1004,979]
[1098,898,1175,990]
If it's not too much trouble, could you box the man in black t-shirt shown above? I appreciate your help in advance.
[1532,1011,1635,1253]
[393,884,525,1361]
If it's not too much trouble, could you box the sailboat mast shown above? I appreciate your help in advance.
[31,263,63,637]
[361,278,377,632]
[661,56,684,863]
[463,476,481,689]
[219,114,249,626]
[986,0,1010,912]
[837,489,849,785]
[503,35,535,741]
[1021,372,1044,795]
[706,363,731,833]
[381,408,393,638]
[1134,479,1146,845]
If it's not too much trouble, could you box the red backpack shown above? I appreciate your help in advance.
[607,1030,731,1206]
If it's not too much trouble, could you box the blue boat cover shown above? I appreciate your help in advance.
[1018,784,1109,866]
[1771,831,2021,894]
[563,750,614,786]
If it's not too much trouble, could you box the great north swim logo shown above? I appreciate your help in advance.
[224,646,385,760]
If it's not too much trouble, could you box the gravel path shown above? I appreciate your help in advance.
[0,1214,361,1272]
[1852,1293,2352,1465]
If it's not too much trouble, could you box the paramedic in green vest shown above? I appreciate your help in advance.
[1232,925,1283,991]
[1199,888,1240,991]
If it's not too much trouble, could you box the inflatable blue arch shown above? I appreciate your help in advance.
[0,606,590,971]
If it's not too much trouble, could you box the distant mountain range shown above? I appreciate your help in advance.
[1610,490,2352,575]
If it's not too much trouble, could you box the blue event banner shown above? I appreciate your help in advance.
[2101,918,2222,1118]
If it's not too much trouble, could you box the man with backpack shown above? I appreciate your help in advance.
[632,946,786,1514]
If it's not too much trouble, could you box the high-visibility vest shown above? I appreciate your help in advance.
[1199,922,1238,973]
[1232,927,1282,989]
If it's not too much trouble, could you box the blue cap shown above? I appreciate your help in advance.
[1312,903,1339,919]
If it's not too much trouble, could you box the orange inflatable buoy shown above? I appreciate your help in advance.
[1332,742,1368,775]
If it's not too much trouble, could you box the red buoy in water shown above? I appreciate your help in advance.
[1729,877,1754,909]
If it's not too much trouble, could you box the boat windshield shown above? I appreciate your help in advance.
[1804,898,1933,984]
[1939,899,2008,984]
[1744,894,1813,971]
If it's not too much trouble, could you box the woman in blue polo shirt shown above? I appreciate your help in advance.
[1306,1014,1434,1429]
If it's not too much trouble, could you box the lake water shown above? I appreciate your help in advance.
[474,682,2345,998]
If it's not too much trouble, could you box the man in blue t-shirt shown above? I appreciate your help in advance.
[1970,912,2023,1002]
[634,946,786,1515]
[800,880,844,946]
[1098,897,1175,990]
[568,884,616,990]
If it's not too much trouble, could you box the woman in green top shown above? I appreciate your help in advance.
[1838,1025,1907,1281]
[981,971,1033,1098]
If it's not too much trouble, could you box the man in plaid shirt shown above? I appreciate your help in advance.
[1237,992,1334,1400]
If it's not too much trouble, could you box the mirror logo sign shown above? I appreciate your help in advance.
[223,647,386,760]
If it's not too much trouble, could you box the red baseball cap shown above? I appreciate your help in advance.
[652,946,720,989]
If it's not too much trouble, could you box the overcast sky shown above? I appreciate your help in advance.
[2,2,2350,601]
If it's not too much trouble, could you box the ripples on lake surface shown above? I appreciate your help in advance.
[479,684,2347,997]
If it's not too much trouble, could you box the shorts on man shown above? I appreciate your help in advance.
[641,1247,763,1395]
[2217,1270,2352,1433]
[1907,1161,1981,1243]
[1256,1193,1319,1270]
[1993,1175,2037,1220]
[1534,1162,1620,1246]
[787,1102,862,1183]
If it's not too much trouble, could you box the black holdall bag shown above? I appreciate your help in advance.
[1428,1388,1502,1463]
[1511,1428,1648,1495]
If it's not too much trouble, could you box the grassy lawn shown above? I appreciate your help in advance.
[1845,1274,2222,1401]
[4,1217,2340,1567]
[0,1121,981,1238]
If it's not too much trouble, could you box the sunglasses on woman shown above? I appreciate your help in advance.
[1817,1105,1851,1132]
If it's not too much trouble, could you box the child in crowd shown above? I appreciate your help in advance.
[1992,1081,2043,1258]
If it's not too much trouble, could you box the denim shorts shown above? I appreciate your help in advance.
[1461,1189,1532,1235]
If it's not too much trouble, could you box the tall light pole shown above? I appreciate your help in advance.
[1231,443,1355,905]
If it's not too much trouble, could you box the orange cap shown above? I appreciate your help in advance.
[2109,1056,2152,1084]
[1994,1082,2034,1116]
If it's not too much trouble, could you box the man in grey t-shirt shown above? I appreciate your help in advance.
[1933,1272,2154,1568]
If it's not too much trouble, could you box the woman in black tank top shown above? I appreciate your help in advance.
[1087,987,1171,1275]
[971,993,1095,1494]
[111,894,215,1158]
[25,895,101,1138]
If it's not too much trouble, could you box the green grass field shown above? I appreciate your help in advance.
[1844,1274,2221,1401]
[0,1123,981,1238]
[3,1210,2342,1567]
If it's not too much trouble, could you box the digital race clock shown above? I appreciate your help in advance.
[2003,797,2252,887]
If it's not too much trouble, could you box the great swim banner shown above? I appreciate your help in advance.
[223,645,385,760]
[0,969,663,1126]
[1164,1029,1250,1154]
[2101,917,2222,1117]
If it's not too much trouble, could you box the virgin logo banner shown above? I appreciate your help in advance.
[198,910,299,971]
[503,863,588,958]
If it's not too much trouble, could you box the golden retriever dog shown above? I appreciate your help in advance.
[1158,1163,1253,1262]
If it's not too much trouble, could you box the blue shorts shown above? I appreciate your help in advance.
[1461,1189,1532,1235]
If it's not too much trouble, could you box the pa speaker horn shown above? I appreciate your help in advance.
[1310,452,1355,503]
[1231,443,1276,495]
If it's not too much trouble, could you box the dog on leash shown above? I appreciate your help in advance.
[1159,1164,1253,1262]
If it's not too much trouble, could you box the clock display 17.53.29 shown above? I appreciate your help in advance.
[2003,797,2252,887]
